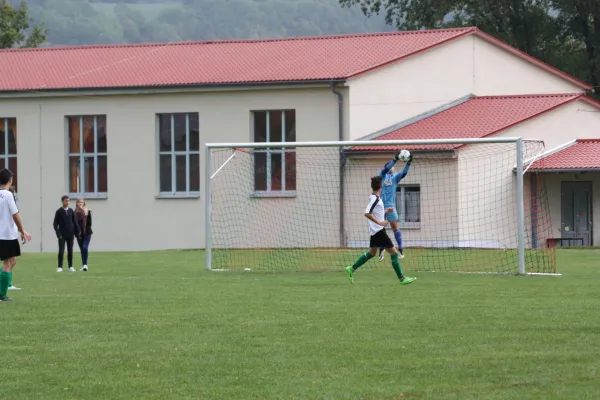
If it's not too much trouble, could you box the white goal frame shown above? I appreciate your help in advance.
[205,137,528,274]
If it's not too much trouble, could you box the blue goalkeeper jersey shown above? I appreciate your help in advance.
[379,159,410,207]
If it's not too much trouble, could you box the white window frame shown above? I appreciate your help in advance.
[252,110,296,198]
[396,184,421,228]
[0,118,17,181]
[66,115,107,199]
[156,113,200,198]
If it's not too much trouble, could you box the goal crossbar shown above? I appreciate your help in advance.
[205,137,529,275]
[205,137,523,149]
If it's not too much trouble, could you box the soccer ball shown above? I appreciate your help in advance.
[399,149,411,162]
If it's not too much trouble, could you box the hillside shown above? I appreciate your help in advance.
[23,0,392,46]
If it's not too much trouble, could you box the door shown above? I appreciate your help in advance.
[561,182,593,247]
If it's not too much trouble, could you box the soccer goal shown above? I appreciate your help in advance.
[205,138,557,275]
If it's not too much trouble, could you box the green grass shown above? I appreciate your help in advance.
[3,249,600,399]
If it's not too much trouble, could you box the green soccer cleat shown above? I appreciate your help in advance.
[400,276,417,285]
[345,266,354,284]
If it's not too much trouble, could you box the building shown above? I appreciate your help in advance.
[0,26,598,253]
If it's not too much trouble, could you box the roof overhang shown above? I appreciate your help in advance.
[0,79,347,99]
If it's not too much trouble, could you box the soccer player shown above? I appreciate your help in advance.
[378,151,413,261]
[345,176,416,285]
[0,169,32,302]
[7,186,21,291]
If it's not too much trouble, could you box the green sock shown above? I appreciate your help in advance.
[0,271,10,298]
[352,252,374,271]
[7,272,12,287]
[391,254,405,281]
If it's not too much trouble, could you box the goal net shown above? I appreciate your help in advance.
[206,139,556,274]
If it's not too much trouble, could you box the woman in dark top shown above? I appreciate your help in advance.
[74,198,93,272]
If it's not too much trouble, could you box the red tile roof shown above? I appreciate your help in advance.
[355,94,596,152]
[529,139,600,170]
[0,27,590,92]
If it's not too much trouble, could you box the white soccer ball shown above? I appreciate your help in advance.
[399,149,411,162]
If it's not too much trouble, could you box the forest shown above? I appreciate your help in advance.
[16,0,391,46]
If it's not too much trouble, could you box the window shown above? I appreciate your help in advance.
[157,113,200,196]
[67,115,107,197]
[0,118,17,189]
[396,185,420,227]
[253,110,296,195]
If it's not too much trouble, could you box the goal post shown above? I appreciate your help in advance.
[204,137,557,275]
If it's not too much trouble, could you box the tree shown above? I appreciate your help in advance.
[553,0,600,90]
[339,0,560,59]
[0,0,47,48]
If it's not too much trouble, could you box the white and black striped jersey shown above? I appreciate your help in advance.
[365,194,384,236]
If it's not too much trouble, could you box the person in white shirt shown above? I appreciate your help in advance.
[344,175,416,286]
[0,169,31,302]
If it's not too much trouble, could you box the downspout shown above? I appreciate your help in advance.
[330,81,346,247]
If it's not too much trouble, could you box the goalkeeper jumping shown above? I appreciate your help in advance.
[378,150,412,261]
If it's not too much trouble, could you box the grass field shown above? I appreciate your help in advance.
[3,249,599,399]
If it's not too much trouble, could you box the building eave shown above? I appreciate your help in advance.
[0,79,346,99]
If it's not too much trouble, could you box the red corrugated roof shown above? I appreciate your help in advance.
[355,94,590,151]
[0,27,590,92]
[529,139,600,170]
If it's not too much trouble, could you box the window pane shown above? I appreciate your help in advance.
[254,152,267,191]
[189,113,199,152]
[253,112,266,142]
[405,188,420,222]
[8,158,16,190]
[284,110,296,142]
[0,158,4,169]
[69,156,80,193]
[159,154,172,192]
[83,157,95,192]
[173,113,187,152]
[82,116,95,153]
[97,115,107,153]
[175,155,186,192]
[97,155,107,193]
[7,118,16,155]
[270,111,282,143]
[0,120,5,155]
[271,151,282,191]
[158,114,171,152]
[285,151,296,191]
[68,117,81,154]
[189,154,200,192]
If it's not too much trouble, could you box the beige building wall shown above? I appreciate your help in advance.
[346,35,585,140]
[343,155,458,248]
[0,86,343,252]
[541,172,600,247]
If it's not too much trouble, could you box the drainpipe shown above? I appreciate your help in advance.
[330,81,346,247]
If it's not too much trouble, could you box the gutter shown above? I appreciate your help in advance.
[0,79,347,99]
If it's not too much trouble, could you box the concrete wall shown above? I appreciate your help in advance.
[343,155,459,248]
[541,172,600,247]
[346,35,584,140]
[0,86,343,252]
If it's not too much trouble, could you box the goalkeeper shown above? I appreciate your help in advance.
[378,150,412,261]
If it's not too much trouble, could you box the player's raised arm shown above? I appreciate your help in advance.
[393,153,413,183]
[379,151,402,176]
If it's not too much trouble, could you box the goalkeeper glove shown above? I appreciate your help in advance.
[394,151,401,161]
[407,154,413,164]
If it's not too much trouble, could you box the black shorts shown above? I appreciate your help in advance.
[0,239,20,261]
[369,229,394,249]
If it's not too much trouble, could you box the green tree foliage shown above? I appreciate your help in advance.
[339,0,599,93]
[0,0,47,48]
